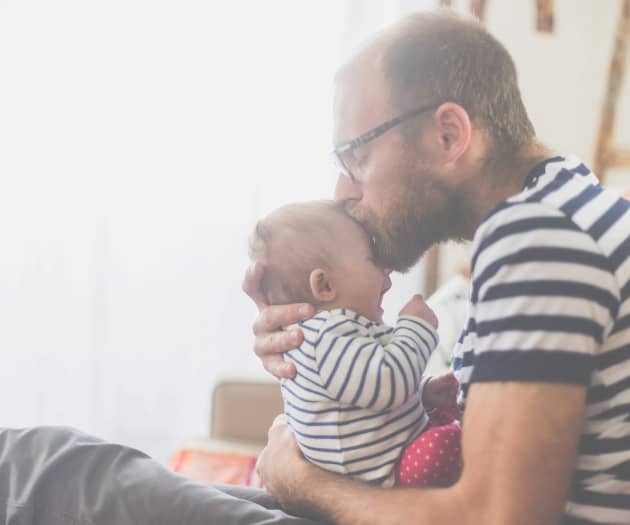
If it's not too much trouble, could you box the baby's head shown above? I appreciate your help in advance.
[249,200,391,322]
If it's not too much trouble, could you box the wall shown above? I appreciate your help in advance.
[415,0,630,284]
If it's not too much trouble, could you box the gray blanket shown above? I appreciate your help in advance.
[0,427,319,525]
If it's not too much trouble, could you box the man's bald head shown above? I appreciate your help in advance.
[336,9,535,157]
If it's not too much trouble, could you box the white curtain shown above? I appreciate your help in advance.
[0,0,427,463]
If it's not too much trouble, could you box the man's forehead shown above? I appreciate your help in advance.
[332,57,392,145]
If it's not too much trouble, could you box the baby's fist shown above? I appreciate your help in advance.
[400,294,438,328]
[422,372,460,417]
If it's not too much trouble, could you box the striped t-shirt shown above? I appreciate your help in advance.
[453,155,630,524]
[282,308,438,486]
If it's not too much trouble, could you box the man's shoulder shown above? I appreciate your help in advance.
[472,161,630,277]
[476,155,630,246]
[479,198,569,231]
[471,199,580,266]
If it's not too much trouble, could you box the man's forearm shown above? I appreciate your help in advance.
[261,383,582,525]
[290,465,467,525]
[260,415,470,525]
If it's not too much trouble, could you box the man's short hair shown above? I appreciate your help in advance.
[354,10,536,154]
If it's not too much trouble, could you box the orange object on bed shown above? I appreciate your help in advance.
[170,447,262,487]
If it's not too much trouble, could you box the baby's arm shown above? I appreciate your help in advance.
[313,306,438,411]
[422,372,460,416]
[395,296,459,416]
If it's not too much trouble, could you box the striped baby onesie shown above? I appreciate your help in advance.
[282,308,438,486]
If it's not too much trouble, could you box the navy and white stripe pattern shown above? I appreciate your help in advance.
[282,308,438,487]
[452,155,630,524]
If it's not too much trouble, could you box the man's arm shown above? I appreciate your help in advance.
[258,380,586,525]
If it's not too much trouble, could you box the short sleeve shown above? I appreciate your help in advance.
[468,203,619,385]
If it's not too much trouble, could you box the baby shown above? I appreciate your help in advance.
[249,201,461,487]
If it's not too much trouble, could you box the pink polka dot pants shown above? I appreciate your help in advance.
[396,410,462,487]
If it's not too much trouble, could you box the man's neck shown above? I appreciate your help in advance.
[471,142,552,229]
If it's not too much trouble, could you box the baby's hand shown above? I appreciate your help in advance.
[399,294,438,328]
[422,372,460,418]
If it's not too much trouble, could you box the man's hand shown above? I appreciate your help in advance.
[400,294,439,329]
[242,262,315,379]
[422,371,460,417]
[256,415,313,512]
[254,383,587,525]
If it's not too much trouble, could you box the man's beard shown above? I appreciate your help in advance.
[348,165,471,273]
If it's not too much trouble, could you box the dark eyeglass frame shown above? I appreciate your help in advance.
[332,102,441,182]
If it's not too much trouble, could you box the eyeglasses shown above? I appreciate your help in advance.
[332,102,440,182]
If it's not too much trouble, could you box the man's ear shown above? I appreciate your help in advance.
[309,268,336,303]
[432,102,472,164]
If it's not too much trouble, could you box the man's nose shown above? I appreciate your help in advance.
[334,174,362,203]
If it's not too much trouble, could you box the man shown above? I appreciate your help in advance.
[244,10,630,525]
[2,9,628,525]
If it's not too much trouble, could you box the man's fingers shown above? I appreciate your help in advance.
[242,262,268,311]
[255,329,299,379]
[267,417,299,451]
[250,302,312,380]
[254,329,304,355]
[252,303,315,335]
[262,355,297,380]
[271,413,288,430]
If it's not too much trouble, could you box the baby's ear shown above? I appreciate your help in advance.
[309,268,336,303]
